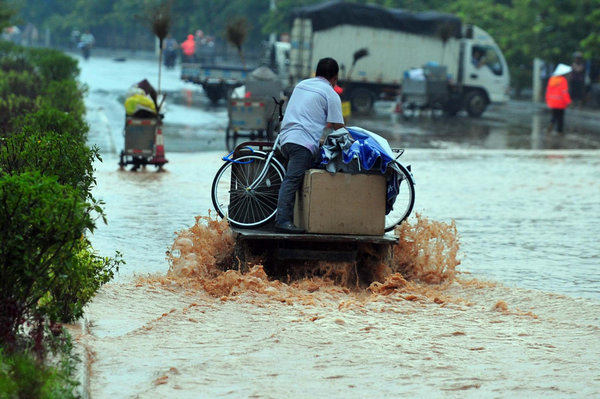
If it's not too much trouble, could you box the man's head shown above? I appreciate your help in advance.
[316,57,339,84]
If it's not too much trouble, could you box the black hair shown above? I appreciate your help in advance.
[316,57,339,80]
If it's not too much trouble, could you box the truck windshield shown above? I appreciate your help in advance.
[472,45,503,76]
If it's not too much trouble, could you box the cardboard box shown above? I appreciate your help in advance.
[294,169,386,235]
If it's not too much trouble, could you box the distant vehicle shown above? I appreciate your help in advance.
[119,80,168,171]
[78,31,95,60]
[181,63,251,104]
[281,2,510,116]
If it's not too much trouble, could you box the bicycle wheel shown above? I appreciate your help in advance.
[385,163,415,232]
[211,153,285,228]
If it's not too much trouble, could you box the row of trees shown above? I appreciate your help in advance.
[3,0,600,86]
[4,0,598,58]
[5,0,599,91]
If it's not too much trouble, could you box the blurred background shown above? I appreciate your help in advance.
[2,0,600,105]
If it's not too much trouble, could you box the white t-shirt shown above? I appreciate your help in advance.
[278,76,344,155]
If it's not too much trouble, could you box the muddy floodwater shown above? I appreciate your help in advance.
[76,55,600,398]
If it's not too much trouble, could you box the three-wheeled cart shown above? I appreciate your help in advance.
[401,65,448,119]
[225,66,283,151]
[226,97,279,151]
[118,115,168,171]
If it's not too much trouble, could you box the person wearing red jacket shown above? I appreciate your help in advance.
[180,34,196,63]
[545,63,573,134]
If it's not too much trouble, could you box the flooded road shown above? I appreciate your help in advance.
[78,55,600,398]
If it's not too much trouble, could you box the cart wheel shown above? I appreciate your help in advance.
[225,126,237,152]
[431,102,445,119]
[131,156,142,172]
[119,150,125,169]
[350,88,374,114]
[403,103,416,120]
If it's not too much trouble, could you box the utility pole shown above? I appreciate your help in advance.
[533,58,542,103]
[269,0,276,44]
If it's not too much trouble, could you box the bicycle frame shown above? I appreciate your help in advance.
[248,134,281,190]
[221,97,284,191]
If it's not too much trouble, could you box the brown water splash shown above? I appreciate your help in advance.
[150,213,462,304]
[166,214,235,279]
[390,213,460,284]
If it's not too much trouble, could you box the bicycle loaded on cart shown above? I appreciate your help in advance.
[211,98,415,234]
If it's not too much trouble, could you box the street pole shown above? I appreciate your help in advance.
[269,0,276,44]
[533,58,542,103]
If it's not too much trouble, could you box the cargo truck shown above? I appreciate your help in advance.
[287,1,510,116]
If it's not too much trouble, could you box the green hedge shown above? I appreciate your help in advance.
[0,43,122,397]
[0,42,82,136]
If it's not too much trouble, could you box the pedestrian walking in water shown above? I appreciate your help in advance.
[163,34,178,68]
[545,63,572,134]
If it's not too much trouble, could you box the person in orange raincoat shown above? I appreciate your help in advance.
[545,63,572,133]
[180,34,196,62]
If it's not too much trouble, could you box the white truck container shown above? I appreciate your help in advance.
[287,2,510,116]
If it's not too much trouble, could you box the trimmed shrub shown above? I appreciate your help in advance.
[41,79,87,118]
[39,239,121,323]
[0,94,38,136]
[0,125,98,201]
[0,43,121,397]
[0,172,93,342]
[0,343,79,399]
[23,47,80,83]
[0,69,43,98]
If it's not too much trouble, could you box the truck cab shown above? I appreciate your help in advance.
[265,40,291,89]
[285,2,510,117]
[459,25,510,116]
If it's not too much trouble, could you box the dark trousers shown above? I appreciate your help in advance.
[276,143,314,225]
[549,108,565,133]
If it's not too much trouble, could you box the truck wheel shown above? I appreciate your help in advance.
[402,102,416,120]
[464,90,487,117]
[350,88,374,114]
[205,86,222,104]
[444,101,461,116]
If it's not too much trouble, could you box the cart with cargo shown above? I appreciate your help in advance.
[118,115,168,171]
[401,64,449,119]
[225,66,283,151]
[118,80,168,171]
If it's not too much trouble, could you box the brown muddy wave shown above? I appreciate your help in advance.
[140,213,466,307]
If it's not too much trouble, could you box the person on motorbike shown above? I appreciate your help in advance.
[79,30,95,60]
